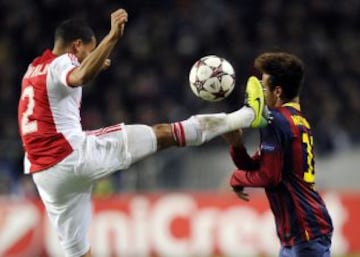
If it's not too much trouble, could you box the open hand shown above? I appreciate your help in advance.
[233,186,250,201]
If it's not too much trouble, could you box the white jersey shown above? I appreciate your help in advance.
[18,50,86,173]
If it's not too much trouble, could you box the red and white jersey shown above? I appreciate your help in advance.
[18,49,86,173]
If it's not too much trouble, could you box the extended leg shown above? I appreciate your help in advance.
[172,76,267,146]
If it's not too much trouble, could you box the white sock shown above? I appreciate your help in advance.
[172,107,255,146]
[171,116,202,146]
[227,106,255,130]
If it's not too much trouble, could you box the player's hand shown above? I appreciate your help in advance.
[233,186,250,201]
[102,58,111,70]
[222,129,243,147]
[109,9,128,40]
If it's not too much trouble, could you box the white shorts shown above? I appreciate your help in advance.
[32,123,157,257]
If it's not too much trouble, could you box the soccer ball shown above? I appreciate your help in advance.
[189,55,235,102]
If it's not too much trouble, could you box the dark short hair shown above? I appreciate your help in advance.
[54,18,95,45]
[254,52,304,100]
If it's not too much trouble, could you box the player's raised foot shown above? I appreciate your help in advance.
[244,76,268,128]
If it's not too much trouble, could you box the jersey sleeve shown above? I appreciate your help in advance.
[229,145,260,170]
[230,112,287,188]
[50,53,80,87]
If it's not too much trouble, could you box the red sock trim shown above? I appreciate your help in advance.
[171,122,186,146]
[178,122,185,146]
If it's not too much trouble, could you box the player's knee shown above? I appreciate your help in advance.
[125,124,157,163]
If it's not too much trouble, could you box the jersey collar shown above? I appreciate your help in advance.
[282,102,301,111]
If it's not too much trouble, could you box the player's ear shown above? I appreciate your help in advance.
[71,39,82,53]
[274,86,282,100]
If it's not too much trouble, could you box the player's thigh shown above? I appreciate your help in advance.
[33,162,93,257]
[52,190,92,257]
[79,124,157,181]
[33,150,89,196]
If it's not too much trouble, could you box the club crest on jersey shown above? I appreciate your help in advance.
[260,143,276,152]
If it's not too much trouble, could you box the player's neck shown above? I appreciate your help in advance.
[52,42,74,56]
[276,96,300,107]
[52,46,69,56]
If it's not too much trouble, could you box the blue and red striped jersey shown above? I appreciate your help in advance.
[229,103,333,246]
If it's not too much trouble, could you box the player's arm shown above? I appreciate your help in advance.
[229,123,285,188]
[68,9,128,86]
[230,148,283,188]
[223,130,260,170]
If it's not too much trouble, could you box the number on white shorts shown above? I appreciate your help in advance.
[21,86,38,135]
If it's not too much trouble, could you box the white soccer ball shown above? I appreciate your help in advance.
[189,55,235,102]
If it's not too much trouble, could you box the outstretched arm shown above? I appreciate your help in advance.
[230,149,283,188]
[224,128,283,189]
[223,129,260,170]
[69,9,128,86]
[223,129,260,201]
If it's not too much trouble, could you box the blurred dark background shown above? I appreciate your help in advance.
[0,0,359,197]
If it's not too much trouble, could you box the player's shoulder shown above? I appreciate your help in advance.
[269,106,312,136]
[51,52,80,67]
[31,49,56,65]
[265,107,295,137]
[270,108,290,127]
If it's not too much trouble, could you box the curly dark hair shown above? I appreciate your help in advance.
[254,52,304,101]
[54,18,95,45]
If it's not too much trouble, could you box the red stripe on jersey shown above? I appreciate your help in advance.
[279,107,309,241]
[279,108,304,177]
[316,197,334,235]
[279,107,313,242]
[276,190,292,244]
[18,50,73,173]
[271,192,284,243]
[285,182,308,243]
[24,134,73,172]
[86,124,123,136]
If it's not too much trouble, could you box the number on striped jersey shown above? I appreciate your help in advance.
[302,132,315,183]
